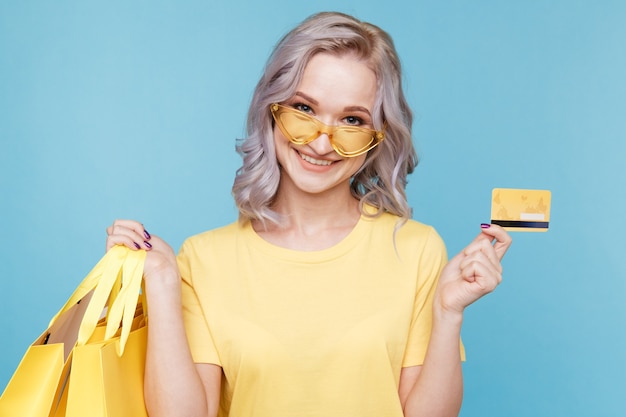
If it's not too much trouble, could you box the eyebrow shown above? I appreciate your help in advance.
[294,92,372,117]
[343,105,372,116]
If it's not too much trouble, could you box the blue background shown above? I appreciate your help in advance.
[1,1,624,416]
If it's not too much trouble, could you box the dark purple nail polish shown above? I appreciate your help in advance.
[144,230,151,240]
[144,241,152,249]
[481,223,491,229]
[133,242,141,249]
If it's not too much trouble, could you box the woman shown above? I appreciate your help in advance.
[106,12,511,417]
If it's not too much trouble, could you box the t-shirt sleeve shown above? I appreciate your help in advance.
[402,226,465,367]
[177,239,222,366]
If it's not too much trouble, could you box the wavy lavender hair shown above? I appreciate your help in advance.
[232,12,417,227]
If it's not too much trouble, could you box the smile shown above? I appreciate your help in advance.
[298,151,333,166]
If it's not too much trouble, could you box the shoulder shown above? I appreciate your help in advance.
[184,221,240,244]
[176,221,246,282]
[368,210,444,244]
[178,221,244,258]
[365,211,447,261]
[399,218,445,248]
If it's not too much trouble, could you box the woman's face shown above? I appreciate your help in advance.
[273,52,377,197]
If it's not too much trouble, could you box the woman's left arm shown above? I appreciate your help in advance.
[400,224,512,417]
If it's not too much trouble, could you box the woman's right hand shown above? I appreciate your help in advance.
[106,219,179,285]
[108,220,217,416]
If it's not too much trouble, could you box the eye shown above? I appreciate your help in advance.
[344,116,364,126]
[293,103,313,114]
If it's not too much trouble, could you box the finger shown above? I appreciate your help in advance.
[460,233,500,269]
[108,219,151,239]
[108,225,147,248]
[444,247,467,274]
[460,258,502,290]
[479,224,512,261]
[106,235,142,251]
[105,219,152,251]
[460,249,501,276]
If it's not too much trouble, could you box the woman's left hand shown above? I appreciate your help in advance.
[435,224,512,318]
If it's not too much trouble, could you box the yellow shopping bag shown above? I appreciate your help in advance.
[0,295,92,417]
[0,246,148,417]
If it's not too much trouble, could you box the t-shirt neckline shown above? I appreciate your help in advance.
[242,208,378,263]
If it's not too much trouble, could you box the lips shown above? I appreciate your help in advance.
[297,150,334,166]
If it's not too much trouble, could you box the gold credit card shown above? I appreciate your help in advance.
[491,188,551,232]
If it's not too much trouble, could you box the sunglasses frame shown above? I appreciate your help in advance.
[270,103,385,158]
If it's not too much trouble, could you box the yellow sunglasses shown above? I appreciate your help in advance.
[270,103,385,157]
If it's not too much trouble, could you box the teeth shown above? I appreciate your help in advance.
[299,152,333,166]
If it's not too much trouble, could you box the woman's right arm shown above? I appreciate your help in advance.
[106,220,221,417]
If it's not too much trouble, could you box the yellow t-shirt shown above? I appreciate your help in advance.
[177,211,453,416]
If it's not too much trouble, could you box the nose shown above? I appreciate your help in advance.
[308,131,335,156]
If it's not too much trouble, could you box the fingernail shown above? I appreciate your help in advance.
[481,223,491,229]
[133,242,141,249]
[144,241,152,249]
[144,230,151,240]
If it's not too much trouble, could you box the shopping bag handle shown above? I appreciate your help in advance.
[79,247,145,354]
[103,249,146,354]
[49,246,126,326]
[48,246,146,355]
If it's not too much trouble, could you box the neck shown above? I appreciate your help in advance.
[276,177,360,225]
[252,179,362,250]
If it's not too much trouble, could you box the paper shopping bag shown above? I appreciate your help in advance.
[52,305,147,417]
[0,294,91,417]
[64,319,148,417]
[0,246,147,417]
[63,246,148,417]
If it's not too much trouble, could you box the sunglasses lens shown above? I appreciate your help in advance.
[333,129,377,156]
[279,111,319,144]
